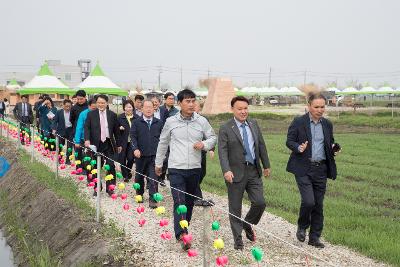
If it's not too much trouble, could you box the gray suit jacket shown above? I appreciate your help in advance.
[218,118,270,183]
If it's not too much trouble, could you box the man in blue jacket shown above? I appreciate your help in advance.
[130,100,164,208]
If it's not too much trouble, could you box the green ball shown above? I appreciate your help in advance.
[59,144,64,148]
[44,137,48,141]
[116,172,123,179]
[153,193,163,202]
[90,159,97,166]
[133,183,141,190]
[103,164,111,171]
[211,221,220,231]
[83,156,91,162]
[176,204,187,214]
[67,147,73,153]
[74,152,79,157]
[251,247,263,262]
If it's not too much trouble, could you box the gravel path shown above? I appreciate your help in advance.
[2,126,389,267]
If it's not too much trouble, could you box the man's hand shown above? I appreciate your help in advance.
[115,163,121,172]
[134,149,141,158]
[119,126,125,130]
[84,140,90,148]
[117,146,122,153]
[193,141,204,150]
[224,171,234,183]
[74,143,80,148]
[52,130,56,135]
[155,166,162,176]
[263,168,271,177]
[208,150,215,159]
[298,141,308,153]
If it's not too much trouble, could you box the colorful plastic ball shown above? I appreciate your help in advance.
[179,220,189,229]
[133,183,140,190]
[135,195,143,203]
[213,238,224,249]
[212,221,220,231]
[138,219,146,227]
[187,249,198,257]
[176,204,188,214]
[251,247,263,262]
[155,206,166,215]
[123,203,130,210]
[153,193,163,202]
[118,182,125,190]
[120,193,128,200]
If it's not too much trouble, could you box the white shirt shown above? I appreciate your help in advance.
[154,108,161,119]
[64,111,72,128]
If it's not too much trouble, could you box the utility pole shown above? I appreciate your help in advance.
[158,65,162,90]
[268,67,272,87]
[180,66,183,90]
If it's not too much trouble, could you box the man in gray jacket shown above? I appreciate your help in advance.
[155,89,216,251]
[218,96,271,250]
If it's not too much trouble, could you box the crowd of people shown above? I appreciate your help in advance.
[9,89,339,252]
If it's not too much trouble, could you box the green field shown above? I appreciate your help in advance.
[202,113,400,266]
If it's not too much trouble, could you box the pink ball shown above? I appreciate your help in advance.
[78,176,85,181]
[159,219,169,227]
[161,231,172,240]
[92,178,98,183]
[88,182,95,187]
[111,193,118,200]
[123,203,130,211]
[187,249,198,257]
[108,184,116,191]
[138,219,146,227]
[182,234,193,245]
[136,206,145,214]
[216,256,229,266]
[121,193,128,200]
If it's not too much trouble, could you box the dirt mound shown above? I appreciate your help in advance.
[0,140,140,266]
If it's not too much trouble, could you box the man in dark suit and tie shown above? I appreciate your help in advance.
[218,96,271,250]
[52,99,73,164]
[130,100,164,208]
[286,92,340,248]
[13,95,34,145]
[84,94,122,196]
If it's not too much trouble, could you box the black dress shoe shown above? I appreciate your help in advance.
[296,228,306,242]
[244,228,256,242]
[308,238,325,248]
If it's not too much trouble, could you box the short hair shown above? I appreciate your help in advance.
[63,99,72,105]
[71,94,77,99]
[88,98,96,106]
[230,96,249,107]
[142,99,154,106]
[177,89,196,102]
[134,95,144,101]
[307,93,327,105]
[38,95,44,100]
[95,94,108,102]
[122,99,134,110]
[151,96,160,102]
[164,92,175,99]
[21,95,28,99]
[76,90,87,97]
[4,98,8,102]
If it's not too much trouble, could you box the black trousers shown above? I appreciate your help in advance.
[295,163,328,240]
[58,127,73,163]
[135,155,158,198]
[226,164,266,245]
[96,139,116,193]
[119,142,134,180]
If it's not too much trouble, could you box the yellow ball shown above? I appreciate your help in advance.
[60,152,64,156]
[91,169,97,174]
[155,206,166,215]
[179,220,189,229]
[134,195,143,203]
[75,160,81,165]
[69,155,74,160]
[44,143,48,148]
[213,238,224,249]
[40,141,44,145]
[105,174,114,181]
[86,165,92,171]
[50,145,54,149]
[118,182,125,190]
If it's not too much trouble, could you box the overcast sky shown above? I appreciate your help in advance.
[1,0,399,88]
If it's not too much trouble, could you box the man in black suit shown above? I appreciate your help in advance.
[218,96,271,250]
[13,95,34,145]
[130,100,164,208]
[52,99,73,164]
[84,94,122,196]
[70,90,88,171]
[286,93,340,248]
[151,96,168,123]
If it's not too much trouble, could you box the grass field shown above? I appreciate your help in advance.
[202,113,400,266]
